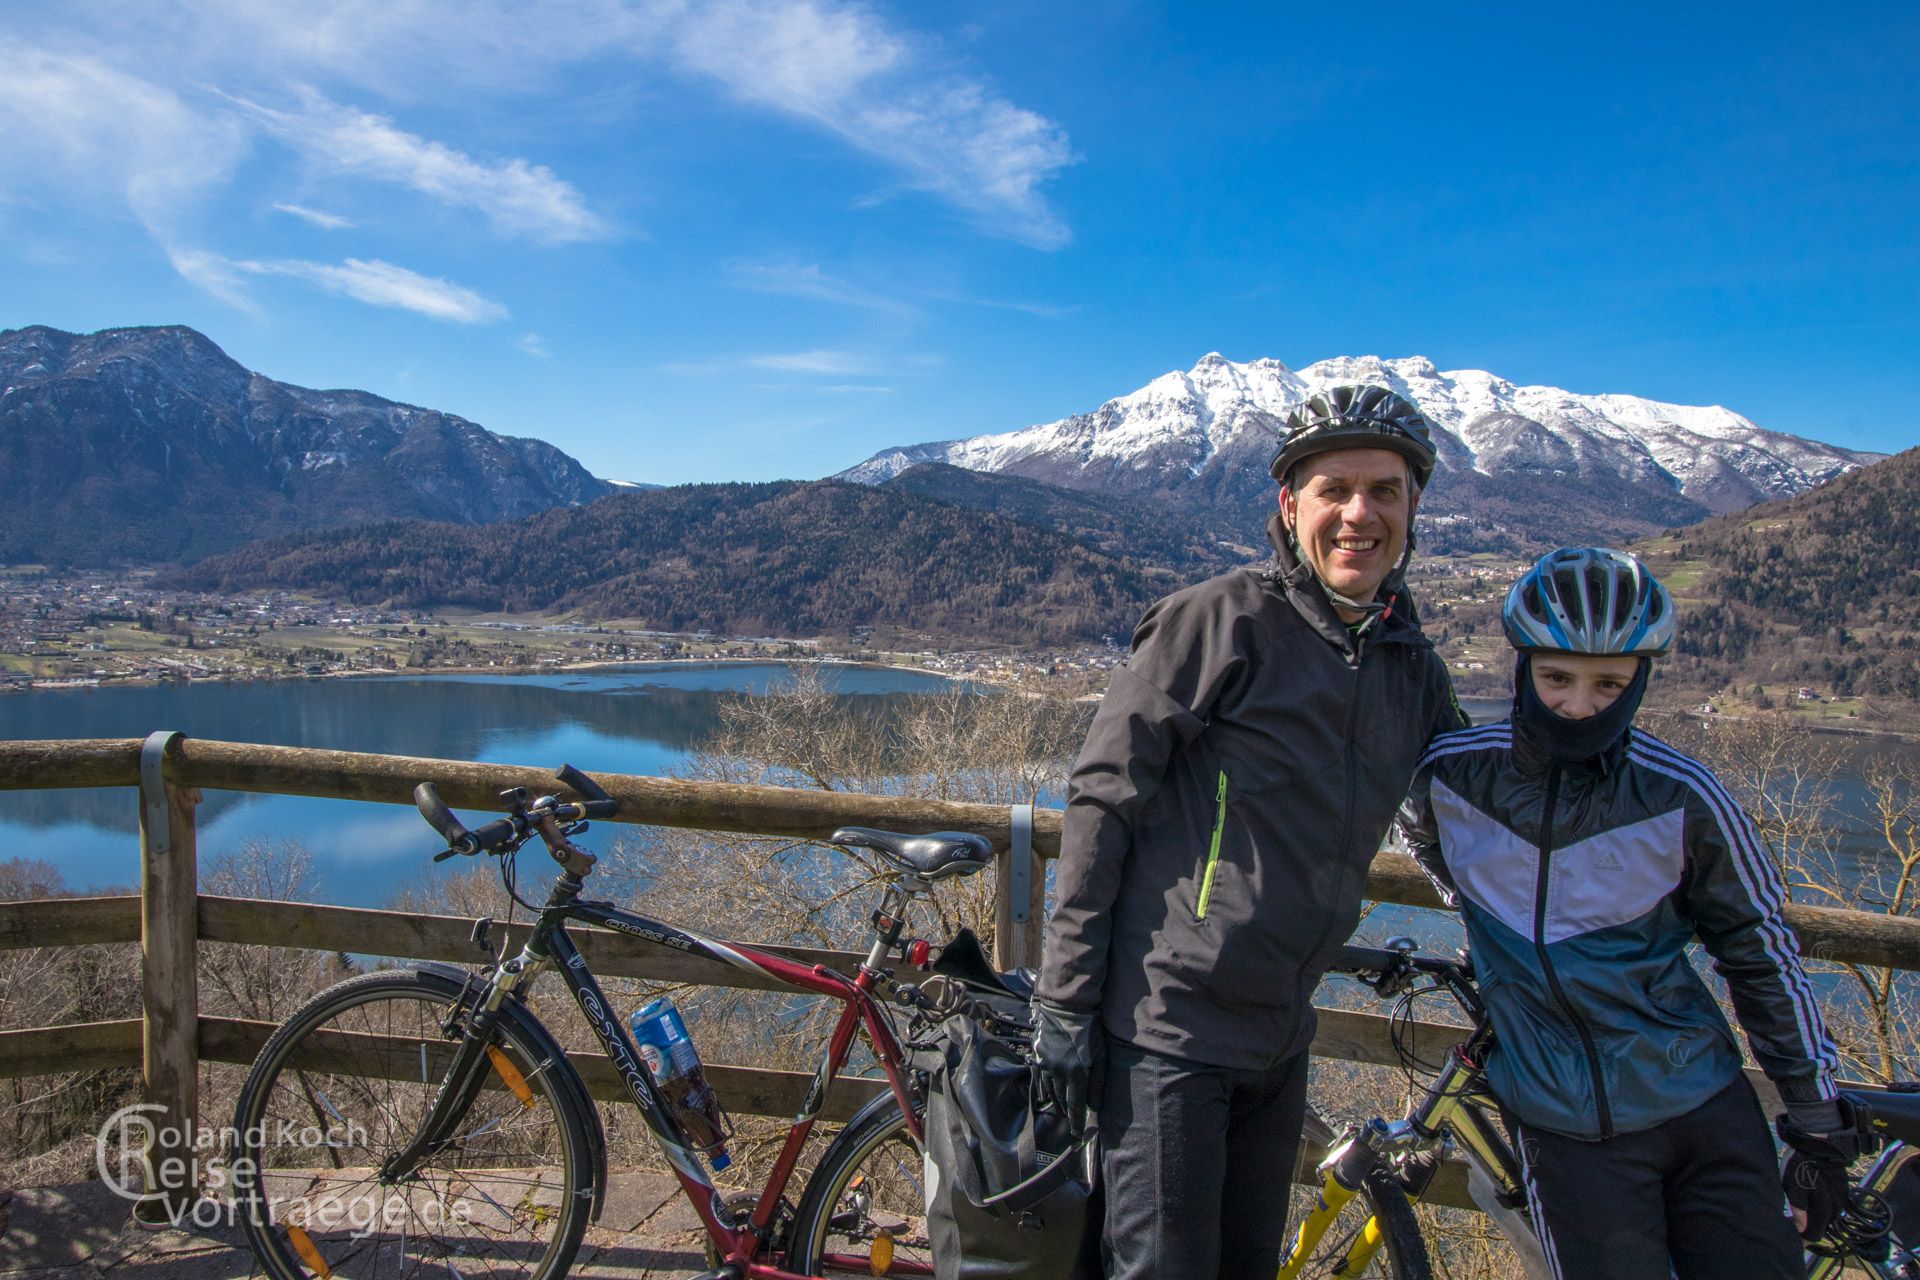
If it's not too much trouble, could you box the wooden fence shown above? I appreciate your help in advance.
[4,732,1920,1219]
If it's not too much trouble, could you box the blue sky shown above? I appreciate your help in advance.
[3,2,1914,484]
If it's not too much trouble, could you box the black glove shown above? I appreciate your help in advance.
[1032,1001,1102,1133]
[1778,1098,1860,1241]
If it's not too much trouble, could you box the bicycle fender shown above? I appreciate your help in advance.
[815,1089,917,1171]
[409,963,610,1224]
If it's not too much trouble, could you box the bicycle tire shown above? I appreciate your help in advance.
[789,1091,934,1278]
[231,968,596,1280]
[1288,1108,1434,1280]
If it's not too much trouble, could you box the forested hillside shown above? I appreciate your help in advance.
[170,481,1172,644]
[881,463,1254,578]
[1646,447,1920,699]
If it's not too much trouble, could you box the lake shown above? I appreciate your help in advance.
[0,663,959,905]
[1,671,1911,917]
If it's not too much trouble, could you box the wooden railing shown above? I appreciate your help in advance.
[5,733,1920,1218]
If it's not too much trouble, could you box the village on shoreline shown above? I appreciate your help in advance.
[0,568,1128,697]
[5,567,1913,735]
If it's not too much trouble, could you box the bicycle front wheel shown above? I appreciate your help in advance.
[231,968,595,1280]
[1285,1167,1433,1280]
[789,1091,934,1277]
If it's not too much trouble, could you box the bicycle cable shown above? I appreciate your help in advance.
[1388,982,1455,1083]
[498,841,543,918]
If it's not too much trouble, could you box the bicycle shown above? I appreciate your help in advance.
[229,763,1022,1280]
[1282,939,1920,1280]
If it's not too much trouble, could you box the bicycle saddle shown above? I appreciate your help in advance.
[830,826,991,880]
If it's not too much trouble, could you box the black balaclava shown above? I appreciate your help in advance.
[1512,653,1650,765]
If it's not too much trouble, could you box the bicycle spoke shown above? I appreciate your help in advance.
[237,976,587,1280]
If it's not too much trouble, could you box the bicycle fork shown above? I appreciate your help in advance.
[377,954,539,1184]
[1280,1045,1520,1278]
[1279,1118,1405,1279]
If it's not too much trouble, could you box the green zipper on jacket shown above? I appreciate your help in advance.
[1196,770,1229,919]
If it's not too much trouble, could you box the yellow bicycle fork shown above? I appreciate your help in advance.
[1279,1048,1513,1279]
[1277,1170,1383,1278]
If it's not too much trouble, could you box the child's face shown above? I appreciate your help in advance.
[1530,654,1641,720]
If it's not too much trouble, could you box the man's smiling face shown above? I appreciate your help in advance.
[1279,447,1418,620]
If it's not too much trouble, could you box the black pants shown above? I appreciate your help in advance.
[1097,1039,1309,1280]
[1509,1078,1807,1280]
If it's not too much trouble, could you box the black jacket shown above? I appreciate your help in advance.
[1037,519,1466,1069]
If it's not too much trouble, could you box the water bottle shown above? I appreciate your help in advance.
[629,996,732,1171]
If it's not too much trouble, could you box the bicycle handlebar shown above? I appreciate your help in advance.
[1332,942,1469,981]
[413,765,621,860]
[414,782,481,855]
[556,764,620,819]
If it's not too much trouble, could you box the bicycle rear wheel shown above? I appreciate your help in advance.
[231,968,595,1280]
[789,1092,934,1277]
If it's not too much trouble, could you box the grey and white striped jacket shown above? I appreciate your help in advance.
[1399,721,1838,1141]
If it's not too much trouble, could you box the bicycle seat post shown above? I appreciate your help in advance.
[861,876,925,975]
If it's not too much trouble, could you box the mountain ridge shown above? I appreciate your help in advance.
[0,324,612,565]
[168,479,1171,644]
[840,352,1881,553]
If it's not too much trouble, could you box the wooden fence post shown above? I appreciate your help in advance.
[136,730,200,1225]
[993,804,1046,973]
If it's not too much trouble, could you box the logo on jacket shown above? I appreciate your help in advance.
[1665,1034,1695,1067]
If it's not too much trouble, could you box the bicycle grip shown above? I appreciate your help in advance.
[414,782,478,855]
[465,816,519,852]
[556,764,620,820]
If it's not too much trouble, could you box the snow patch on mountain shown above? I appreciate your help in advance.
[841,352,1878,512]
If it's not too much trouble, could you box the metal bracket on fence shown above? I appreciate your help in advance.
[1008,803,1034,925]
[140,731,183,857]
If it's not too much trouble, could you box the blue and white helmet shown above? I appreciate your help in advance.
[1502,547,1675,657]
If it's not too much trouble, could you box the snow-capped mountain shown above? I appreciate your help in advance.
[842,354,1881,547]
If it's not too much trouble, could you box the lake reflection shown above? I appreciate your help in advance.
[0,663,957,902]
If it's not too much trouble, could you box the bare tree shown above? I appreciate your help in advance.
[1649,712,1920,1084]
[0,859,141,1187]
[198,839,346,1023]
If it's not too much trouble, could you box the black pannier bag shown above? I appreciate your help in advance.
[920,930,1100,1280]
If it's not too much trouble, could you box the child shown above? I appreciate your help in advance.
[1400,547,1852,1280]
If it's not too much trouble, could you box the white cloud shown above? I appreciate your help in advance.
[171,250,508,323]
[519,332,551,357]
[165,247,261,312]
[924,290,1078,319]
[663,348,891,377]
[665,1,1075,247]
[724,258,911,314]
[50,1,1075,247]
[248,257,508,322]
[272,202,357,229]
[0,41,249,231]
[753,381,891,395]
[233,89,612,244]
[748,349,874,375]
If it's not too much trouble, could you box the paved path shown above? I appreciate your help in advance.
[0,1174,721,1280]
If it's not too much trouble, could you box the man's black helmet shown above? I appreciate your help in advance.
[1269,384,1438,490]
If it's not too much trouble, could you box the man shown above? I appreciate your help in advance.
[1033,384,1468,1280]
